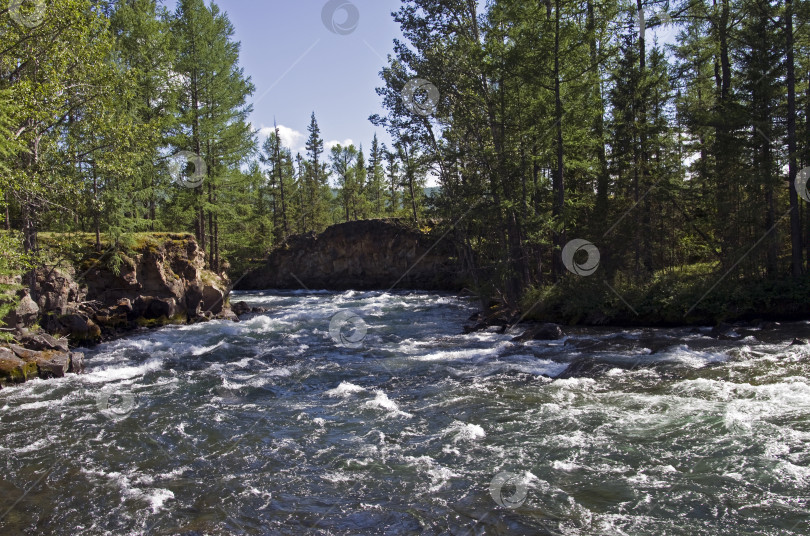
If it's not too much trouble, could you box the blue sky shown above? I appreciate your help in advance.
[186,0,677,175]
[210,0,404,158]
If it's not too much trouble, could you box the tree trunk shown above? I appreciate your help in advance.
[588,0,609,232]
[714,0,734,264]
[552,0,565,279]
[786,0,803,275]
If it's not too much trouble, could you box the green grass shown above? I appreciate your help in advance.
[521,263,810,326]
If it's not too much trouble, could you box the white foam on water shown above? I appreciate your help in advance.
[445,421,486,443]
[416,345,502,362]
[15,437,51,454]
[240,315,276,333]
[82,359,164,384]
[14,399,60,411]
[141,488,175,513]
[364,390,413,418]
[426,465,458,492]
[504,356,569,377]
[552,377,597,390]
[81,468,174,513]
[551,460,582,472]
[189,340,226,356]
[322,471,353,483]
[158,466,189,480]
[325,381,366,398]
[655,344,729,367]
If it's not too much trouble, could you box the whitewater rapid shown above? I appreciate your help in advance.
[1,290,809,535]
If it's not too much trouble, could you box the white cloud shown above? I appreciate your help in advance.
[325,139,354,151]
[255,126,355,157]
[257,124,306,155]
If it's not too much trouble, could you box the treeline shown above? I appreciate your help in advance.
[373,0,810,308]
[0,0,427,284]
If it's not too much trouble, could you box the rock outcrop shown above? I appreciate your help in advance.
[0,234,236,387]
[236,220,463,291]
[0,344,83,385]
[31,234,235,344]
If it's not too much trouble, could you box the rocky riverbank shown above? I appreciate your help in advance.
[0,233,261,387]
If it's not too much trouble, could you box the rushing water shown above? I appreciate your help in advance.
[1,290,809,535]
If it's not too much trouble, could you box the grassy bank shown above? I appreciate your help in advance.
[520,263,810,326]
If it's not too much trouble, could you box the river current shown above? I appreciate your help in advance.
[1,290,809,535]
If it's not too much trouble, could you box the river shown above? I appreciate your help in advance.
[1,290,809,535]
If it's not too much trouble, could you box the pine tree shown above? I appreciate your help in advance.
[383,144,400,216]
[304,112,330,231]
[173,0,256,271]
[329,144,358,222]
[367,134,387,217]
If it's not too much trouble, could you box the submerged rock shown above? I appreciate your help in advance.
[231,301,252,316]
[512,323,565,341]
[557,357,617,379]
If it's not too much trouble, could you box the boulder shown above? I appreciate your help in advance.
[512,323,565,342]
[231,301,252,316]
[216,309,239,323]
[791,338,808,346]
[9,344,40,361]
[35,267,83,315]
[185,285,204,317]
[116,298,133,314]
[132,296,178,320]
[147,297,176,319]
[36,352,71,379]
[69,352,84,373]
[17,332,69,352]
[58,314,102,344]
[201,285,225,315]
[0,349,29,383]
[5,292,40,329]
